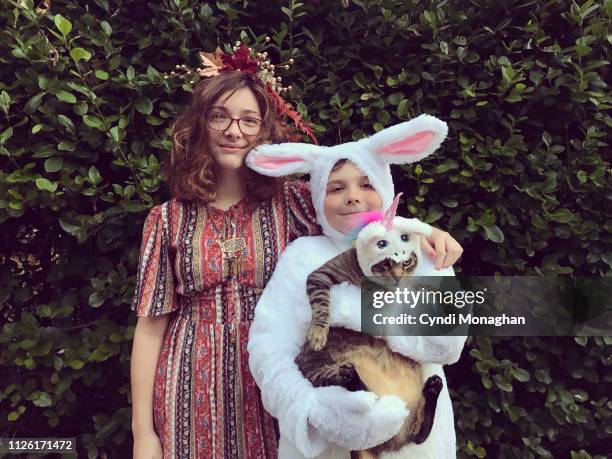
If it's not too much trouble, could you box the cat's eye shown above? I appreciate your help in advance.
[401,234,410,242]
[376,240,389,249]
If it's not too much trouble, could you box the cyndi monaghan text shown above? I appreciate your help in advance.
[372,313,526,327]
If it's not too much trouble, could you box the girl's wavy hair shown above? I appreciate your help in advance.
[162,71,291,206]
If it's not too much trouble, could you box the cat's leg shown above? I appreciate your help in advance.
[412,375,443,444]
[338,362,369,392]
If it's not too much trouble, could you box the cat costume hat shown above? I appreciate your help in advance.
[247,114,467,458]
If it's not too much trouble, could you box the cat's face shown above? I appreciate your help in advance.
[356,217,432,278]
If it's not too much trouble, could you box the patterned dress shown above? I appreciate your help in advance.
[130,180,320,458]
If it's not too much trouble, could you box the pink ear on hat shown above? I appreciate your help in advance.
[366,114,448,165]
[251,155,307,169]
[377,131,436,155]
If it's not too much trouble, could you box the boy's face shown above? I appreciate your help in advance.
[324,161,383,234]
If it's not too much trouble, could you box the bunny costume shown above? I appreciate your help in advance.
[246,115,467,459]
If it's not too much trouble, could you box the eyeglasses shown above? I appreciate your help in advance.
[206,111,262,136]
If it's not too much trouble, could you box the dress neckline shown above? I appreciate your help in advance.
[203,197,247,214]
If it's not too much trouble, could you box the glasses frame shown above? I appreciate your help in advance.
[206,111,263,136]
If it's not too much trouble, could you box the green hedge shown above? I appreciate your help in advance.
[0,0,609,457]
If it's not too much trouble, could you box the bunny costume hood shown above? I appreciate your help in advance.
[246,115,466,459]
[247,114,448,242]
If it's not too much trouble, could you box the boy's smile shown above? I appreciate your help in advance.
[324,161,383,234]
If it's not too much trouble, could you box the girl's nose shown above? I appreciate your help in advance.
[224,119,243,138]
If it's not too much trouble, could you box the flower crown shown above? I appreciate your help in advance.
[167,41,317,144]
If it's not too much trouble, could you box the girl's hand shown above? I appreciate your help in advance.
[421,227,463,270]
[133,431,163,459]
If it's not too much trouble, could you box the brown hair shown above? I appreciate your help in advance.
[331,158,350,172]
[162,71,291,206]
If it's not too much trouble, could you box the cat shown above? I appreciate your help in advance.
[295,214,443,459]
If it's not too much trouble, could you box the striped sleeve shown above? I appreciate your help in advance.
[130,203,179,317]
[284,179,322,242]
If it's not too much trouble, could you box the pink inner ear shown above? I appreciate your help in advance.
[378,131,435,155]
[253,155,306,169]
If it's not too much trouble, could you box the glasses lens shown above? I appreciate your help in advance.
[207,112,231,131]
[238,118,262,135]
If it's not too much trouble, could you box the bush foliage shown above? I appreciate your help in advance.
[0,0,609,457]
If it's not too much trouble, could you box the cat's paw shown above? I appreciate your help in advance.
[338,362,357,380]
[423,375,443,399]
[307,324,329,351]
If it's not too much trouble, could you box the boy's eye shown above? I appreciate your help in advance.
[401,234,410,242]
[361,183,374,189]
[328,186,343,193]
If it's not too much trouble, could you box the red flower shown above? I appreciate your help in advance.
[220,44,259,74]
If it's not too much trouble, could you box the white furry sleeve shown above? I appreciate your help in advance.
[247,241,329,458]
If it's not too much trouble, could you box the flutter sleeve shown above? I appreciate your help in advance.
[283,179,321,241]
[130,203,179,317]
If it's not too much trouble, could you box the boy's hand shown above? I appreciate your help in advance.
[422,227,463,270]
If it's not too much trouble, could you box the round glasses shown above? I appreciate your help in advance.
[206,111,262,136]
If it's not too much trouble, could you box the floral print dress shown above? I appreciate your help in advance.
[131,180,320,458]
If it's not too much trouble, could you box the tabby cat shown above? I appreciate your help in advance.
[295,216,442,459]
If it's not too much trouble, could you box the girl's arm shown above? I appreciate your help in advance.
[130,315,168,435]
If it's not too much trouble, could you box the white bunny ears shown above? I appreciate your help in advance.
[246,114,448,241]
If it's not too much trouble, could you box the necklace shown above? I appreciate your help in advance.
[214,210,248,280]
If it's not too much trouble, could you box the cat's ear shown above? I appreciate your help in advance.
[396,218,433,237]
[363,114,448,165]
[246,143,320,177]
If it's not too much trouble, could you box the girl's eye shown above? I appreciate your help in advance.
[376,240,389,249]
[243,117,261,126]
[401,234,410,242]
[328,187,343,193]
[362,183,374,189]
[210,112,228,121]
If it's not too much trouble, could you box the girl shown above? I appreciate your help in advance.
[247,116,467,459]
[129,68,463,458]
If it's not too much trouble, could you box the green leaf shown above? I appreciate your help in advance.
[89,292,105,308]
[57,114,75,132]
[35,178,58,193]
[25,93,45,114]
[483,224,504,243]
[549,208,575,223]
[0,127,13,144]
[83,115,105,129]
[88,166,102,185]
[54,14,72,36]
[95,70,109,80]
[70,360,84,370]
[136,97,153,115]
[44,157,63,173]
[70,47,92,62]
[33,392,52,407]
[397,99,410,119]
[101,21,112,36]
[56,90,77,103]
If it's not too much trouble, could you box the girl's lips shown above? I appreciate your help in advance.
[219,144,245,152]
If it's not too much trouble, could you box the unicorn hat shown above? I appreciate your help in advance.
[246,114,449,241]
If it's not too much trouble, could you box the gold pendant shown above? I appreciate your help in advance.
[218,237,246,254]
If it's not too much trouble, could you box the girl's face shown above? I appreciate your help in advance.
[324,161,383,234]
[207,87,262,172]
